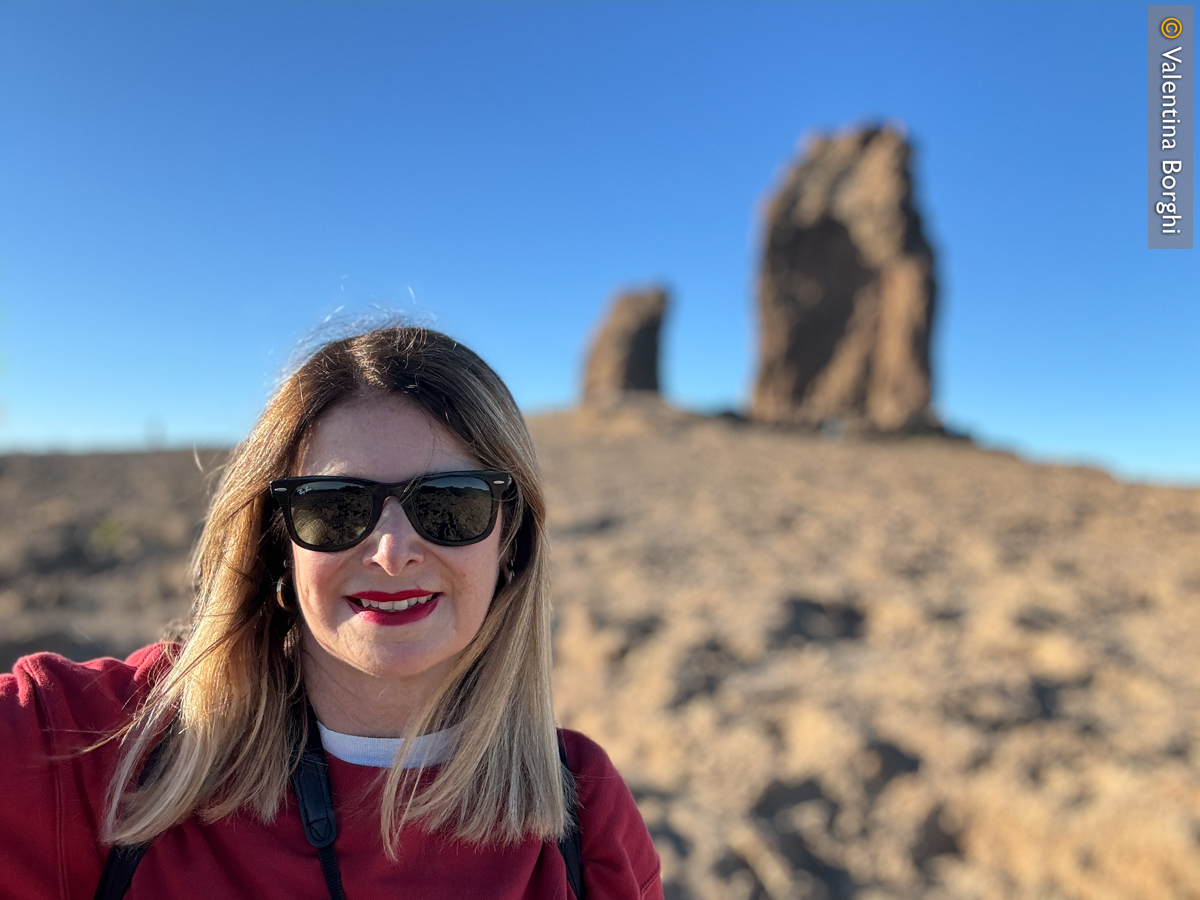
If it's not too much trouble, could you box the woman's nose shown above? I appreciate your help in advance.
[362,498,425,571]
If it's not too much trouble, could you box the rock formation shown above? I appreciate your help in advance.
[752,126,937,431]
[582,287,668,405]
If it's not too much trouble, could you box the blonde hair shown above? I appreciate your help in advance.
[103,325,565,853]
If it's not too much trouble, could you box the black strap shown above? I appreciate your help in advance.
[290,701,345,900]
[95,706,347,900]
[92,842,149,900]
[93,740,167,900]
[557,736,585,900]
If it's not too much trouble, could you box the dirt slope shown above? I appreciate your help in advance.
[1,411,1197,899]
[535,407,1200,900]
[0,449,220,666]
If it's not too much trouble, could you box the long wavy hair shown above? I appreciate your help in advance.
[102,325,564,853]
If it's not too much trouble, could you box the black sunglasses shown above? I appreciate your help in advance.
[270,471,513,552]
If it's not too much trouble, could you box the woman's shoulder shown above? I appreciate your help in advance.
[1,642,176,732]
[555,727,642,812]
[5,640,176,692]
[0,645,177,899]
[556,728,664,899]
[556,728,614,774]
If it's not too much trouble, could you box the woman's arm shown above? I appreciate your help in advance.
[0,647,166,899]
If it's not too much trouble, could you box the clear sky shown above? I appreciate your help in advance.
[1,1,1196,485]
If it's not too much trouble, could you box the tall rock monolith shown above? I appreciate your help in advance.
[582,287,668,406]
[752,126,937,431]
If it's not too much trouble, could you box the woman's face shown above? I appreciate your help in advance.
[290,393,503,714]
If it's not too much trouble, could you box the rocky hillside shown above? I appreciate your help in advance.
[1,412,1198,899]
[0,449,220,667]
[535,407,1200,900]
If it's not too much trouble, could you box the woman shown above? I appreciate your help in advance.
[0,325,663,899]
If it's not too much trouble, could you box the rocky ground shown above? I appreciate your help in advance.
[0,449,221,666]
[1,410,1197,899]
[536,406,1200,900]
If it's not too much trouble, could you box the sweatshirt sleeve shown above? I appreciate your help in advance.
[559,729,664,900]
[0,647,165,900]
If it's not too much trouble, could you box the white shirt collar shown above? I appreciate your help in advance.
[316,722,460,769]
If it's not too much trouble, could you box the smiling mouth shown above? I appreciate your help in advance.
[351,593,436,612]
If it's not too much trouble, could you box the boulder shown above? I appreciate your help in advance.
[752,126,937,431]
[582,287,668,405]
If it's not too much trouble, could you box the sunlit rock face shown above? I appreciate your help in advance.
[582,287,669,407]
[753,126,937,433]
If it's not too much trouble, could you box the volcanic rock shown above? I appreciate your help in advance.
[752,126,937,432]
[582,287,668,405]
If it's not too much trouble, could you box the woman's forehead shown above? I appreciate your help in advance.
[299,394,478,479]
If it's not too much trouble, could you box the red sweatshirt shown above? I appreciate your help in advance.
[0,645,663,899]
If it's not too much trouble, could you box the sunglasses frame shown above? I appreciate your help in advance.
[269,470,513,552]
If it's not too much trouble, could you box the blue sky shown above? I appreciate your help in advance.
[0,1,1196,485]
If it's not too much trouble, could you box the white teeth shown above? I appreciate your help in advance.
[358,595,433,611]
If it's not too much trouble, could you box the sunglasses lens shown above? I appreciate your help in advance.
[290,481,374,548]
[409,474,496,544]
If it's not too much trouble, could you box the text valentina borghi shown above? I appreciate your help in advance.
[1159,45,1184,234]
